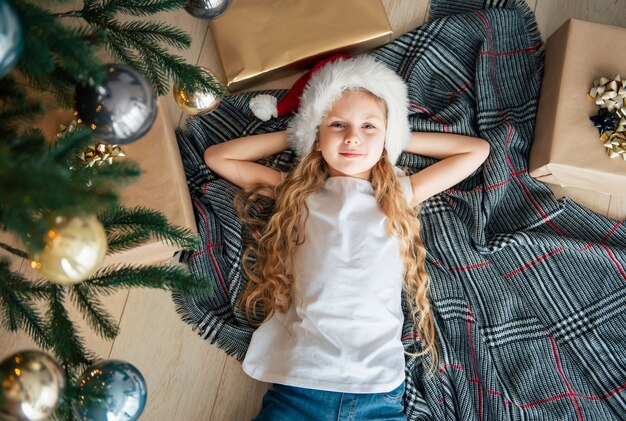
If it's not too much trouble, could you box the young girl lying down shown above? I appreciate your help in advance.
[204,55,489,420]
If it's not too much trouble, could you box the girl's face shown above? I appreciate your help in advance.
[316,90,386,180]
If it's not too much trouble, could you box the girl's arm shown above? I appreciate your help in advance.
[405,132,490,206]
[204,131,288,197]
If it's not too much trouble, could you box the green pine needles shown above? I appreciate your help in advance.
[0,1,214,419]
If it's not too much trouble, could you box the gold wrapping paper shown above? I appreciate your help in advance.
[529,19,626,196]
[209,0,393,91]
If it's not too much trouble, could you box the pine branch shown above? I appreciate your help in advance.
[13,2,105,106]
[105,228,151,254]
[76,4,223,97]
[68,284,119,340]
[46,284,93,368]
[98,206,199,251]
[0,260,51,349]
[0,76,44,139]
[85,264,212,296]
[46,126,97,166]
[0,242,28,259]
[109,0,188,16]
[117,20,191,50]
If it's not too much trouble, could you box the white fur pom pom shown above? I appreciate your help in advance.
[249,94,278,121]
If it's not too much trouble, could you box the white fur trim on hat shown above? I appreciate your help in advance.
[249,94,277,121]
[286,56,411,164]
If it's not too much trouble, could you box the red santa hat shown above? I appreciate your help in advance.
[249,54,411,164]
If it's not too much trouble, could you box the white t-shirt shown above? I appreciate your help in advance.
[242,170,413,393]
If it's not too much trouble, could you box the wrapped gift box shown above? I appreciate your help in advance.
[209,0,393,91]
[104,97,197,265]
[39,97,197,265]
[529,19,626,196]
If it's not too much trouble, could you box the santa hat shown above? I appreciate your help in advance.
[249,54,411,164]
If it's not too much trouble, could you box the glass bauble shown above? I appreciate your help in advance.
[72,360,147,421]
[30,214,108,285]
[74,64,157,145]
[0,0,23,77]
[172,67,223,115]
[185,0,232,20]
[0,350,65,421]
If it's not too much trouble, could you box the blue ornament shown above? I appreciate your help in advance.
[0,0,23,77]
[72,360,147,421]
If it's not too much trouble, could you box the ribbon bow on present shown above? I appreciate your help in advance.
[77,143,126,167]
[588,75,626,160]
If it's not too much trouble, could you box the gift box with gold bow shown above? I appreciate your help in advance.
[529,19,626,196]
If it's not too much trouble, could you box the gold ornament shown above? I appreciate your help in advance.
[173,67,224,115]
[0,350,66,421]
[30,214,108,284]
[77,143,126,167]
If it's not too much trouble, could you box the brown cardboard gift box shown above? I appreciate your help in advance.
[38,97,197,266]
[529,19,626,197]
[208,0,392,91]
[103,97,197,265]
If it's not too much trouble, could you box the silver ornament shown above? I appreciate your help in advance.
[185,0,232,20]
[74,64,157,145]
[0,350,66,421]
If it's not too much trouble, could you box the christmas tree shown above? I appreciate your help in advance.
[0,0,221,419]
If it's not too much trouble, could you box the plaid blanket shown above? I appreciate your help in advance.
[172,0,626,418]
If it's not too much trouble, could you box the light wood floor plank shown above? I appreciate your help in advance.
[209,356,271,421]
[382,0,431,36]
[108,288,227,421]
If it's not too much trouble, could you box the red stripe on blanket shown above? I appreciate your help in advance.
[439,363,464,374]
[449,261,492,272]
[479,42,543,57]
[191,198,230,300]
[410,104,450,132]
[600,221,622,244]
[544,332,584,420]
[449,80,474,102]
[600,244,626,280]
[467,306,484,420]
[475,10,568,238]
[503,247,565,279]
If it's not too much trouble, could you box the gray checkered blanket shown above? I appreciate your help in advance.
[173,0,626,418]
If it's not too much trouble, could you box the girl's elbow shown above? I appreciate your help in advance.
[203,145,219,170]
[477,139,490,161]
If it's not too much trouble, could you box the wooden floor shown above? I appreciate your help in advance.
[2,1,626,420]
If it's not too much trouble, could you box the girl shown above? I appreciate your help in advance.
[203,56,489,420]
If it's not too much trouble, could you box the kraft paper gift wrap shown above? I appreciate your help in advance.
[38,97,196,265]
[529,19,626,196]
[209,0,393,91]
[104,97,197,265]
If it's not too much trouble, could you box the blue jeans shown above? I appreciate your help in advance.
[253,382,406,421]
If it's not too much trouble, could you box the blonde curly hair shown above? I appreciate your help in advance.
[234,92,439,374]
